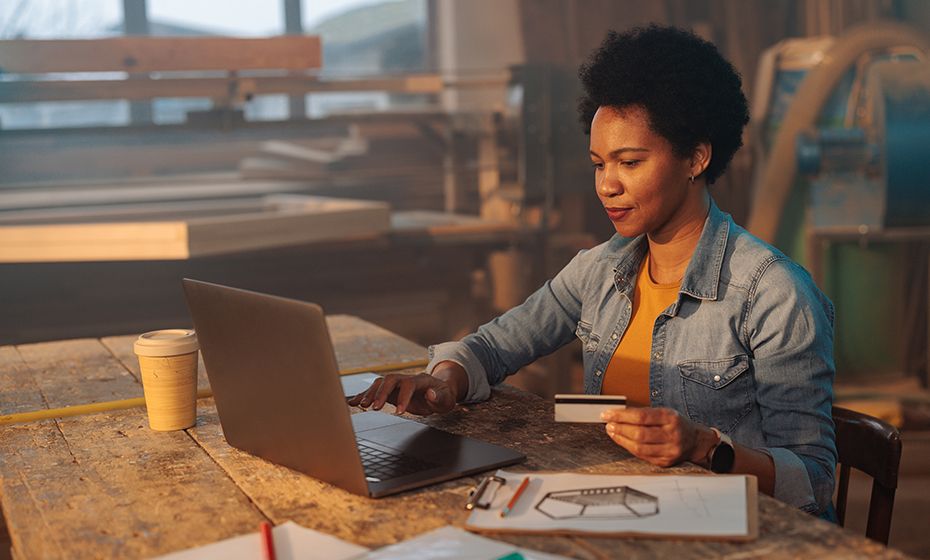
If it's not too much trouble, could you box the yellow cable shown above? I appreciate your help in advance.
[338,359,428,376]
[0,359,428,427]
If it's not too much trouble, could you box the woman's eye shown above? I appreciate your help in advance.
[591,162,604,170]
[620,160,641,168]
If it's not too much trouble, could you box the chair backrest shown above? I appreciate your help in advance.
[833,406,902,544]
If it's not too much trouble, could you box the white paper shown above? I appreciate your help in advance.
[467,470,750,538]
[151,521,369,560]
[341,372,381,397]
[358,525,569,560]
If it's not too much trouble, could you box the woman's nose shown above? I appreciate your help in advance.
[597,166,622,196]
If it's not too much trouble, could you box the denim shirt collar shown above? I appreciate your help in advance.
[609,198,730,305]
[680,199,730,301]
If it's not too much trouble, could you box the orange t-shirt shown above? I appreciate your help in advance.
[601,254,680,406]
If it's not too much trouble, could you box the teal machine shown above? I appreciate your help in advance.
[748,22,930,380]
[796,63,930,230]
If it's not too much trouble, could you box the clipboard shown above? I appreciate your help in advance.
[464,470,759,542]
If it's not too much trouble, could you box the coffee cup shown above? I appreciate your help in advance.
[134,329,199,431]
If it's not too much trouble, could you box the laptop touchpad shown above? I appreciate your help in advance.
[362,421,462,459]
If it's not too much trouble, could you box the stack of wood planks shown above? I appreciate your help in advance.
[236,118,466,212]
[0,195,391,263]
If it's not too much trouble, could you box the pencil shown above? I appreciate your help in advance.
[260,521,276,560]
[500,476,531,518]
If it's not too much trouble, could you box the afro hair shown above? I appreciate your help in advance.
[578,25,749,184]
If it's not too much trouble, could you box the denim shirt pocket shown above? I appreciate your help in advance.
[574,320,601,354]
[677,354,753,432]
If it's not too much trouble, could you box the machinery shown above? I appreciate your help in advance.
[795,60,930,230]
[749,22,930,379]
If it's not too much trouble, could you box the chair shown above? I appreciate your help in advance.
[833,406,903,544]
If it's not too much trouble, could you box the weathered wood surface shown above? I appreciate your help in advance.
[0,343,266,559]
[1,317,908,559]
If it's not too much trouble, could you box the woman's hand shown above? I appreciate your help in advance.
[601,407,716,467]
[346,362,467,416]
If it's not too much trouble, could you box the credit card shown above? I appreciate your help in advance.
[554,394,627,423]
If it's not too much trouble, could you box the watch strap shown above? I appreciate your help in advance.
[708,427,735,473]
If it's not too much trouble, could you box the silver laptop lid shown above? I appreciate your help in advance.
[182,278,369,496]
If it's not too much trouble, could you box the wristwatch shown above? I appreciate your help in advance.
[708,427,735,473]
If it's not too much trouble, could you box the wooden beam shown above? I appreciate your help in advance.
[0,36,322,74]
[0,195,391,263]
[0,74,445,103]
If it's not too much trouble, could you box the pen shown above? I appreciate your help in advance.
[500,476,531,518]
[260,521,276,560]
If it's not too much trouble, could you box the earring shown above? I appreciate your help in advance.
[689,174,695,184]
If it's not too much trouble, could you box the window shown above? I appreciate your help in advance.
[303,0,428,117]
[0,0,432,129]
[147,0,282,36]
[0,0,121,39]
[0,0,127,129]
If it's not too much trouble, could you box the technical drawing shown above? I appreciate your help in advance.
[535,485,659,520]
[670,479,711,517]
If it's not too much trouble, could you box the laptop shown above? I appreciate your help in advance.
[182,278,524,498]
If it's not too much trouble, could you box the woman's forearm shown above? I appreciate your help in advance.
[732,443,776,496]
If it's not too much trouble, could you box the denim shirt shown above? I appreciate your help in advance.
[427,200,837,515]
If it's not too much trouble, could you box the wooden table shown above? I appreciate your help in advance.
[0,316,906,559]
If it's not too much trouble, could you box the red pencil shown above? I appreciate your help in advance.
[260,521,276,560]
[500,476,531,518]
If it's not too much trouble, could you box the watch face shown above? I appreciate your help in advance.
[711,441,735,473]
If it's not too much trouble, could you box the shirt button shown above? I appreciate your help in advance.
[611,333,618,340]
[713,374,722,382]
[651,390,659,397]
[595,369,603,377]
[653,352,661,359]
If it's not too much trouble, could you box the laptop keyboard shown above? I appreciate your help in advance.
[356,439,438,482]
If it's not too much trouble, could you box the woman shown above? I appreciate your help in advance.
[349,25,836,517]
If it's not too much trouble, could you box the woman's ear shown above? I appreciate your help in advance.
[691,142,712,178]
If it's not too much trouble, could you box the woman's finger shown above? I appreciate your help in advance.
[607,422,672,444]
[393,378,417,414]
[425,382,455,413]
[607,425,684,466]
[371,375,402,410]
[351,377,384,408]
[601,406,676,425]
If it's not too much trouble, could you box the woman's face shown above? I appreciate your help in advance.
[589,105,706,240]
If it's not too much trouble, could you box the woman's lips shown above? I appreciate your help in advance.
[605,207,632,221]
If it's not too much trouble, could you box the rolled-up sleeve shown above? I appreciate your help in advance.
[748,258,837,514]
[427,249,591,403]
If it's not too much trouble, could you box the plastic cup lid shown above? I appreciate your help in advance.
[134,329,199,357]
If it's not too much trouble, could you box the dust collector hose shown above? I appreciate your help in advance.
[746,21,930,243]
